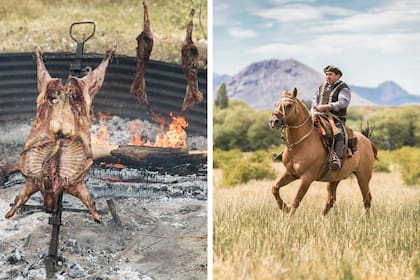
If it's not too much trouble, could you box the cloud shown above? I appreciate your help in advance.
[252,4,354,24]
[269,0,316,4]
[309,8,420,34]
[214,2,230,12]
[213,3,231,26]
[227,27,258,39]
[249,32,420,58]
[252,5,322,23]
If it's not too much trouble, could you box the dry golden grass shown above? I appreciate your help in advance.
[0,0,208,64]
[213,164,420,279]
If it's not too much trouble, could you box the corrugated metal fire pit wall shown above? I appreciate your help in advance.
[0,53,207,136]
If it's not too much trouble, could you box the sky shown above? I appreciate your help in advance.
[213,0,420,95]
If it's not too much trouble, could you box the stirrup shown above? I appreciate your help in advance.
[329,154,341,171]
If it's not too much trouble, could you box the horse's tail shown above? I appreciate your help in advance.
[361,122,378,160]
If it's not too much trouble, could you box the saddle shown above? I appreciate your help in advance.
[313,113,358,160]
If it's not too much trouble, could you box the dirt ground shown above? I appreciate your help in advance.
[0,120,208,279]
[0,186,207,280]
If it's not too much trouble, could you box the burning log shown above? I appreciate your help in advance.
[130,1,160,121]
[181,8,203,116]
[93,145,207,174]
[4,45,117,223]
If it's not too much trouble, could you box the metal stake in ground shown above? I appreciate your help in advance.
[45,192,63,278]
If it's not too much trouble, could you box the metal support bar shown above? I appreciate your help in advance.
[45,192,63,278]
[68,21,96,78]
[106,199,122,227]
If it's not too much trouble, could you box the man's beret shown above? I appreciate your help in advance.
[323,65,342,76]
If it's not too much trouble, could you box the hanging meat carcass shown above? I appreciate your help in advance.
[181,8,203,116]
[5,45,117,223]
[130,1,159,121]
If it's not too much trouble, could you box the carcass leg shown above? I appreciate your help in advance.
[66,182,102,223]
[181,84,203,116]
[5,180,38,219]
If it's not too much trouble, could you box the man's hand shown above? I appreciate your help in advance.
[315,104,332,112]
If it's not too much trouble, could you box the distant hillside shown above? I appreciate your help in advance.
[350,81,420,105]
[214,59,375,110]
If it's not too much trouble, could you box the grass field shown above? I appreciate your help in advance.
[213,164,420,279]
[0,0,207,64]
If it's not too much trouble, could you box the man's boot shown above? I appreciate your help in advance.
[272,151,283,161]
[330,138,344,171]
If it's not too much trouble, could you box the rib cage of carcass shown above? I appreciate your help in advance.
[5,45,117,223]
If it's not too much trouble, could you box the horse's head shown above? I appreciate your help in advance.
[269,88,299,129]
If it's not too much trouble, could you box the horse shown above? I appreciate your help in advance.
[268,88,377,216]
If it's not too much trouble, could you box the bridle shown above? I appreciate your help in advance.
[273,96,314,150]
[274,96,298,124]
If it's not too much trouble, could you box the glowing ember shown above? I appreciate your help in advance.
[129,113,188,148]
[99,162,126,169]
[91,112,115,145]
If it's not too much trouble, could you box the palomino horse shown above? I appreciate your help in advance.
[269,88,377,216]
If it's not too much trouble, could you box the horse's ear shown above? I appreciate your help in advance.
[292,87,298,98]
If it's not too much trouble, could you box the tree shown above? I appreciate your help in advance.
[369,106,420,150]
[213,100,254,151]
[215,83,228,109]
[247,111,282,150]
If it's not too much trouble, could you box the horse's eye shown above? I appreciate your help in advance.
[286,104,292,109]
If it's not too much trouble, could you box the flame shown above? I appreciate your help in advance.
[129,112,188,148]
[90,112,188,149]
[91,112,115,145]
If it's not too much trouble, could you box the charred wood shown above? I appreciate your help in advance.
[108,145,206,173]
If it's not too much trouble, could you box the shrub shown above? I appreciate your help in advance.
[219,150,277,187]
[373,160,391,173]
[373,150,392,173]
[213,149,242,169]
[391,147,420,186]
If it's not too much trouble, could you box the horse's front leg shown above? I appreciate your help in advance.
[290,177,314,215]
[322,181,339,216]
[272,171,296,213]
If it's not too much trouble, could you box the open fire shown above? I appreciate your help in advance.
[91,112,189,149]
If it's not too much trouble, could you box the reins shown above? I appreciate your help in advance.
[276,97,314,151]
[283,124,314,151]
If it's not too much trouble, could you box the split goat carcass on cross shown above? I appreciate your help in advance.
[5,45,117,223]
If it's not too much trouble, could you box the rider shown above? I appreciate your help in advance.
[312,65,351,171]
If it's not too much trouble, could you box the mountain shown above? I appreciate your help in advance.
[350,81,420,105]
[214,59,374,110]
